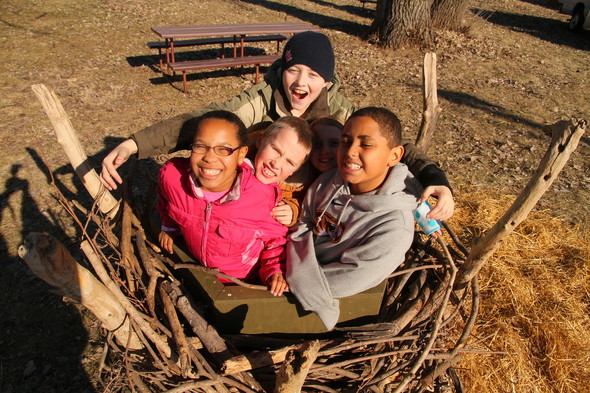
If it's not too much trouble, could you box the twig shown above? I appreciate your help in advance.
[391,238,457,393]
[419,277,481,386]
[135,228,163,316]
[174,263,268,290]
[81,240,175,359]
[387,264,443,278]
[442,222,469,257]
[159,283,193,378]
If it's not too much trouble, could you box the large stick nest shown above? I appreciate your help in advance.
[33,160,478,393]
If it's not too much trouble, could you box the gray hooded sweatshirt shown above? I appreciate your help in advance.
[286,163,422,330]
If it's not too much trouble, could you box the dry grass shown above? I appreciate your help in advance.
[450,186,590,393]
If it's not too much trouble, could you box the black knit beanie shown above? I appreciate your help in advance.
[281,31,335,82]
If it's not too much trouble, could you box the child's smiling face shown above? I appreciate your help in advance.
[337,116,403,195]
[190,118,247,192]
[310,123,341,173]
[282,64,329,117]
[254,128,309,184]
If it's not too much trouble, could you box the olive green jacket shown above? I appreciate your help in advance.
[132,60,353,158]
[131,59,449,188]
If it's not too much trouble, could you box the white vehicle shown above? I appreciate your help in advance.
[559,0,590,31]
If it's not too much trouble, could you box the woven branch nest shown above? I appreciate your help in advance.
[52,162,477,393]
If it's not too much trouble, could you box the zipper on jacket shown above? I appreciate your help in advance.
[201,203,212,266]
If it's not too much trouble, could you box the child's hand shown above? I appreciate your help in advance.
[271,202,294,226]
[420,185,454,221]
[159,230,179,254]
[100,139,138,190]
[267,273,289,296]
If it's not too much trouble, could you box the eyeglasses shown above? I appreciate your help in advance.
[190,144,242,156]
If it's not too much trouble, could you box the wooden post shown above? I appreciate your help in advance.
[18,232,143,350]
[31,84,119,217]
[455,119,587,288]
[415,52,442,154]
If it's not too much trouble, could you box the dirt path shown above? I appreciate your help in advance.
[0,0,588,391]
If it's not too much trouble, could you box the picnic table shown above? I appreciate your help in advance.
[149,22,319,92]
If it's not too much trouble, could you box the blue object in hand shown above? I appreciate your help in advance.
[413,201,442,236]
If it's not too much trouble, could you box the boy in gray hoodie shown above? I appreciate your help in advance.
[286,107,422,330]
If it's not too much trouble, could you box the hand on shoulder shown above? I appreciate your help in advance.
[100,139,138,190]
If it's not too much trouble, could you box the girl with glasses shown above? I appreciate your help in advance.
[157,110,289,296]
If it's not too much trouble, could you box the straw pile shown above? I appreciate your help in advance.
[449,186,590,392]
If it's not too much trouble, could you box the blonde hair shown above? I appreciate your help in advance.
[261,116,314,153]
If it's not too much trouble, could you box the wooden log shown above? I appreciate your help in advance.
[158,284,192,377]
[415,52,442,154]
[274,340,321,393]
[31,84,119,217]
[455,119,587,288]
[161,281,264,392]
[222,345,299,375]
[18,232,142,350]
[161,281,233,362]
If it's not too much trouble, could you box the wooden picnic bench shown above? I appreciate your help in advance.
[150,22,318,92]
[169,54,280,93]
[147,34,287,70]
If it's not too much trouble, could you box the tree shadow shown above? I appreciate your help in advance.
[471,7,590,51]
[0,163,95,393]
[238,0,369,36]
[303,0,374,19]
[518,0,561,11]
[415,86,590,146]
[410,84,546,132]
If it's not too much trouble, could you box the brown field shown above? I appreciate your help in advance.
[0,0,589,391]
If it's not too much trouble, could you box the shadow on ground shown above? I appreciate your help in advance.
[239,0,369,36]
[472,7,590,50]
[0,160,96,393]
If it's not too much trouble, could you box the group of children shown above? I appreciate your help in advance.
[101,31,455,330]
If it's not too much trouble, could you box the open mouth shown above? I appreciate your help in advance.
[261,164,277,179]
[291,88,308,101]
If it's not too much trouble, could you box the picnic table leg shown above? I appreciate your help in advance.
[171,39,176,64]
[240,34,245,57]
[182,71,187,94]
[165,38,171,71]
[233,35,237,58]
[255,64,260,84]
[158,48,164,72]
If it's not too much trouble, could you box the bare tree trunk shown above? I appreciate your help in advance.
[431,0,469,30]
[374,0,433,49]
[455,119,587,288]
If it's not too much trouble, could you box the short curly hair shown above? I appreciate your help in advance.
[347,107,402,148]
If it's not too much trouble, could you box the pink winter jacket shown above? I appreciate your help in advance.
[157,158,288,284]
